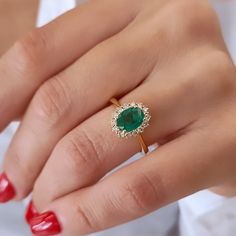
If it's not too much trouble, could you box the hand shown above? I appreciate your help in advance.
[0,0,236,235]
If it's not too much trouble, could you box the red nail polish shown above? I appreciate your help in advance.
[0,172,15,203]
[25,201,39,224]
[30,211,61,236]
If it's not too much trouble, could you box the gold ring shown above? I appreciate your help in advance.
[110,98,151,154]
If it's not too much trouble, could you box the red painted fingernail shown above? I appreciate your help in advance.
[0,172,15,203]
[30,211,61,236]
[25,201,39,224]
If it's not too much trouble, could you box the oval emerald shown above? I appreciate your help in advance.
[117,107,145,132]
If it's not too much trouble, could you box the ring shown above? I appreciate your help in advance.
[110,98,151,154]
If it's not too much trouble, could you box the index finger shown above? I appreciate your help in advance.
[0,0,138,131]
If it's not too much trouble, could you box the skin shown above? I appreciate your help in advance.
[0,0,236,234]
[0,0,38,55]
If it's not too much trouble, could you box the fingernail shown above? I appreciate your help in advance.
[25,201,39,224]
[0,172,15,203]
[30,211,61,236]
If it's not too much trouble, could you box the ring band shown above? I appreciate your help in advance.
[110,98,151,154]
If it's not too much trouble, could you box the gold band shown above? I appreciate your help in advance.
[110,98,149,154]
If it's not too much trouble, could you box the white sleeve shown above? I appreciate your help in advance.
[179,191,236,236]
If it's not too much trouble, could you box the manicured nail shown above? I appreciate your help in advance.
[25,201,39,224]
[30,211,61,236]
[0,172,15,203]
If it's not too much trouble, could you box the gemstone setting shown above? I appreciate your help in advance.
[111,102,151,138]
[117,107,145,132]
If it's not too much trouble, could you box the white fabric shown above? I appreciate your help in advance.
[0,0,236,235]
[179,191,236,236]
[37,0,75,27]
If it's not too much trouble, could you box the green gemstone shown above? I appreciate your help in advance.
[117,107,145,132]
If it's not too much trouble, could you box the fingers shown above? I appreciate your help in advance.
[3,15,160,200]
[30,128,223,236]
[1,0,146,201]
[30,47,225,209]
[30,47,231,219]
[0,0,138,131]
[31,70,203,211]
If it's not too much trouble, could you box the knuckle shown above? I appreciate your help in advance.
[181,50,235,100]
[61,128,104,172]
[212,51,235,74]
[205,51,235,95]
[115,173,164,215]
[32,76,72,126]
[12,29,48,78]
[74,203,100,233]
[167,0,218,37]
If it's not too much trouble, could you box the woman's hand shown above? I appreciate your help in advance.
[0,0,236,235]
